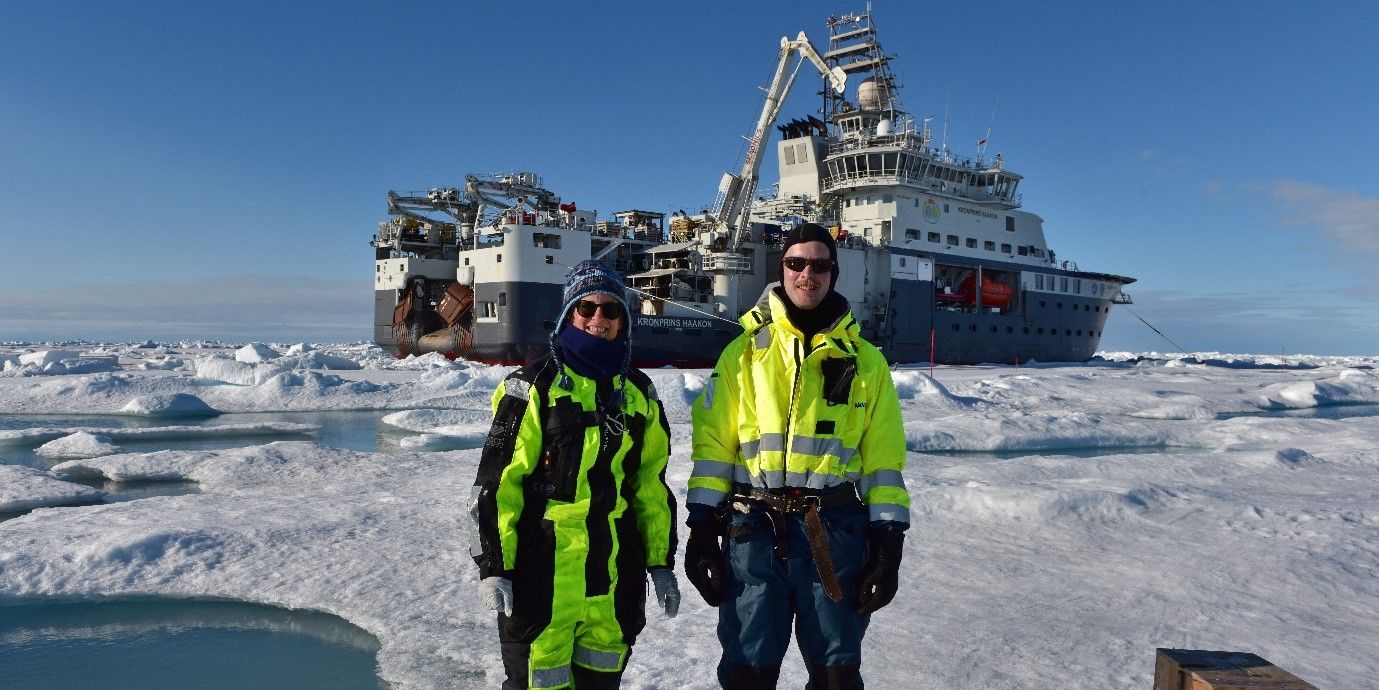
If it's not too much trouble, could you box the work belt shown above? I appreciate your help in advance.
[729,483,861,604]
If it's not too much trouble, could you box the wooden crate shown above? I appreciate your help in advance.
[1154,649,1319,690]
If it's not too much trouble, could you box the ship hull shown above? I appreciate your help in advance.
[375,274,1115,367]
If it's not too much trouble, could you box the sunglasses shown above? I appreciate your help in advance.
[782,257,835,274]
[573,300,624,320]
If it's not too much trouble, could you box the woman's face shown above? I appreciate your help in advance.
[569,293,623,341]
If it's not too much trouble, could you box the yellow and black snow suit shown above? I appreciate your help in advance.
[471,355,676,689]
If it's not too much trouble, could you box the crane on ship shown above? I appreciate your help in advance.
[712,31,847,253]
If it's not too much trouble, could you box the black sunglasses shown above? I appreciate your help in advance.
[782,257,835,274]
[573,300,624,320]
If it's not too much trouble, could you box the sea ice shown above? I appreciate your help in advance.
[0,465,105,512]
[120,393,221,418]
[35,431,121,459]
[235,343,281,363]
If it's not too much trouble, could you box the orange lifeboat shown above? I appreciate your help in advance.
[957,274,1013,309]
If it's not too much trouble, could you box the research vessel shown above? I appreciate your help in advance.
[371,9,1135,366]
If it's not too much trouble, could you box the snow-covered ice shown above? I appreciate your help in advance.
[35,431,120,459]
[0,464,106,512]
[1,342,1378,688]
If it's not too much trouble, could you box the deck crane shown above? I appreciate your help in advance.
[714,32,846,253]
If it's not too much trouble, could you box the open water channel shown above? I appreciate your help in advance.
[0,410,408,688]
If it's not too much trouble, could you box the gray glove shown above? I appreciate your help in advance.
[479,576,513,616]
[649,568,680,618]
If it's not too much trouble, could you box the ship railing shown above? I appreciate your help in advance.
[822,172,1022,206]
[1112,290,1134,304]
[826,132,926,156]
[702,253,752,272]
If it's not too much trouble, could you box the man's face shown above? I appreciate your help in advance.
[782,240,833,311]
[569,292,623,341]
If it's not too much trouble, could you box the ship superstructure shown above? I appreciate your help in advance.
[371,9,1135,366]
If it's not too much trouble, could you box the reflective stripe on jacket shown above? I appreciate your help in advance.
[690,289,909,524]
[471,356,677,581]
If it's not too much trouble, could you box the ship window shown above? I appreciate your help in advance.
[985,240,995,251]
[970,324,977,332]
[1074,279,1082,293]
[1018,246,1029,256]
[966,238,977,248]
[1035,275,1044,290]
[797,143,809,162]
[1060,277,1068,292]
[1031,248,1044,258]
[1077,330,1082,336]
[533,233,562,249]
[1006,216,1015,232]
[480,302,497,318]
[1066,329,1072,336]
[905,229,919,240]
[900,258,907,267]
[914,198,920,207]
[1037,328,1044,335]
[545,255,554,264]
[1057,302,1063,309]
[1006,326,1013,334]
[946,235,958,246]
[463,258,470,266]
[928,232,940,243]
[882,194,893,204]
[496,254,502,263]
[943,203,950,213]
[784,147,797,165]
[1001,243,1012,253]
[845,198,852,207]
[990,326,998,333]
[498,292,507,307]
[1022,327,1029,334]
[951,324,960,332]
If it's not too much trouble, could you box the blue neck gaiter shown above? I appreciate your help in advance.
[558,326,627,381]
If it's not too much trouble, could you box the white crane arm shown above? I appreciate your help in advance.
[719,31,847,252]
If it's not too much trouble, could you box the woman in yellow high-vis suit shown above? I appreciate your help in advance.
[470,261,679,690]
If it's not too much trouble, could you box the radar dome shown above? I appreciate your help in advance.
[856,78,887,110]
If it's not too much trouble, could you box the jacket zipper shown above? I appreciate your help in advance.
[782,336,808,472]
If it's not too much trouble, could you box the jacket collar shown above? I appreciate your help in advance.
[740,285,859,351]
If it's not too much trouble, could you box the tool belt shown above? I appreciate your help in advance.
[730,483,861,604]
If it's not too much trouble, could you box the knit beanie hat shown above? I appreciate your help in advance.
[556,260,630,340]
[549,260,632,393]
[781,222,840,289]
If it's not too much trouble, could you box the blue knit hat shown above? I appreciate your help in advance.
[549,260,632,391]
[556,260,630,340]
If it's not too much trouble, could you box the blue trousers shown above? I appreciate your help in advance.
[716,501,869,690]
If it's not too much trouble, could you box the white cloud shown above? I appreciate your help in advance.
[1271,180,1379,274]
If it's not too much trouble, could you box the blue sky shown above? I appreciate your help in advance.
[2,1,1377,355]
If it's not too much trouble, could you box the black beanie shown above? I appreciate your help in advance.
[781,222,839,289]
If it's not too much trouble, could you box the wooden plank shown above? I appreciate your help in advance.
[1154,649,1319,690]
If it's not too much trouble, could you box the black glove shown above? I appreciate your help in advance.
[683,521,728,606]
[855,527,904,615]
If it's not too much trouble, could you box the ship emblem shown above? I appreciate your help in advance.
[923,198,940,224]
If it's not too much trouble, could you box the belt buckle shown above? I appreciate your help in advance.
[784,493,819,513]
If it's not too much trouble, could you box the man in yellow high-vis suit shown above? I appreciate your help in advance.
[685,224,909,690]
[471,261,679,689]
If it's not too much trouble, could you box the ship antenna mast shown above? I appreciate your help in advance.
[977,94,999,159]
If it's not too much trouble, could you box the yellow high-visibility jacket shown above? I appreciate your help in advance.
[471,357,677,584]
[690,289,909,524]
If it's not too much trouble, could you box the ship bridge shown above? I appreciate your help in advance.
[819,140,1023,209]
